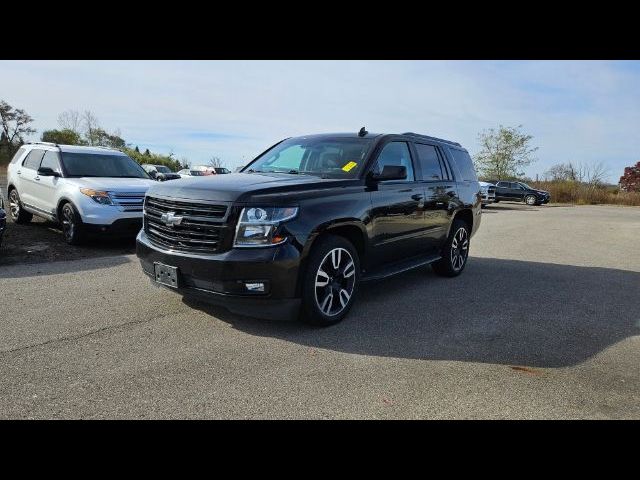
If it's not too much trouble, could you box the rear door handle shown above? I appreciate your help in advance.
[17,170,21,175]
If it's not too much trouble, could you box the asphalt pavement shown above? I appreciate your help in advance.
[0,203,638,419]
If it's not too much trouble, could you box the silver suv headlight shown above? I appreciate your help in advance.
[234,206,298,247]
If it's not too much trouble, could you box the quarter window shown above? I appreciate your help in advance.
[449,148,477,182]
[22,149,45,170]
[414,143,443,181]
[374,142,415,181]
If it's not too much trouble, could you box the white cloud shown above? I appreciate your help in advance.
[1,60,638,181]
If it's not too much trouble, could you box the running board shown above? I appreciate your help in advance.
[361,253,442,282]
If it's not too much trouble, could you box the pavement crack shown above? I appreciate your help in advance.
[0,310,181,356]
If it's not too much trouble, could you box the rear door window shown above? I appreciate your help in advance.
[10,146,27,164]
[414,143,443,181]
[22,149,45,170]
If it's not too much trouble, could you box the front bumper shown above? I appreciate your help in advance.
[136,230,302,320]
[84,217,142,237]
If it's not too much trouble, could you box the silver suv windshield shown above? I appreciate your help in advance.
[62,153,149,178]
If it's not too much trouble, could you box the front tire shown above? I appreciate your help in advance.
[300,235,360,326]
[525,195,537,206]
[60,202,85,245]
[432,219,470,277]
[8,189,33,224]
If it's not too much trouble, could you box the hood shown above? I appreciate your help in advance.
[146,172,357,203]
[65,177,156,192]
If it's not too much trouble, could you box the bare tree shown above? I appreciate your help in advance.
[208,156,225,168]
[584,161,609,187]
[82,110,100,145]
[58,110,82,135]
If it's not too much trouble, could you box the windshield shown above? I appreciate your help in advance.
[519,182,532,189]
[245,137,373,178]
[214,167,230,174]
[191,170,206,176]
[61,153,149,178]
[156,166,172,173]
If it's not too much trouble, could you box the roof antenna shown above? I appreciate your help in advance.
[358,126,368,137]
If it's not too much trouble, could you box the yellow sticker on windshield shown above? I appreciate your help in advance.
[342,161,358,172]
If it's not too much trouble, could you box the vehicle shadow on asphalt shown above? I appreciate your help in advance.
[184,257,640,369]
[0,217,137,269]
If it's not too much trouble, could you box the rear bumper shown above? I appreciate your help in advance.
[136,230,302,320]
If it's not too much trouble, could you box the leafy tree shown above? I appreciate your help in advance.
[619,161,640,192]
[474,125,538,180]
[144,148,150,156]
[135,146,140,153]
[0,100,36,158]
[41,128,83,145]
[89,128,126,149]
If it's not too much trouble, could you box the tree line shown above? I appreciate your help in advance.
[1,99,637,191]
[0,100,189,171]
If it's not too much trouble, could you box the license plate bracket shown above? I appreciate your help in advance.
[154,262,179,288]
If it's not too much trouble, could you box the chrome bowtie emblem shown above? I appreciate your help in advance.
[161,211,183,227]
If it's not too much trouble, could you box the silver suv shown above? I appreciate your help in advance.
[6,143,156,244]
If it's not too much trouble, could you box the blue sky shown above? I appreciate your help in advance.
[1,60,639,182]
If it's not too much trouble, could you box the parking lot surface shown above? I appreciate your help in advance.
[0,203,639,419]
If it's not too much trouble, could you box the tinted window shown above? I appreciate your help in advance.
[374,142,415,181]
[511,182,523,189]
[414,143,442,181]
[10,146,27,164]
[40,151,62,174]
[497,181,509,188]
[22,149,45,170]
[449,148,477,182]
[61,153,148,178]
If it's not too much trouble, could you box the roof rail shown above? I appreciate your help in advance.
[401,132,461,147]
[27,141,59,147]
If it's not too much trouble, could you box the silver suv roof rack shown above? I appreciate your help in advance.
[401,132,461,147]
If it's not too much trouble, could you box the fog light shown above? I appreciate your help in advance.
[245,282,265,292]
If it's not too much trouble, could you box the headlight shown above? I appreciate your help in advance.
[234,206,298,247]
[80,188,113,205]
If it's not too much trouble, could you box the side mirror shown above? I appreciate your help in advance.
[370,165,407,181]
[37,167,59,177]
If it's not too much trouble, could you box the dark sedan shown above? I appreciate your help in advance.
[494,181,550,206]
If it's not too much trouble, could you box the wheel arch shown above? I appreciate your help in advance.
[295,220,368,297]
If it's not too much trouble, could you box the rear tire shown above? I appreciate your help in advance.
[8,189,33,224]
[60,202,85,245]
[300,235,360,326]
[432,219,470,277]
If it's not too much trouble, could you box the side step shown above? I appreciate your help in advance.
[361,253,442,282]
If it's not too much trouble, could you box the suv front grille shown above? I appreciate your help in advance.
[144,196,229,253]
[110,191,146,212]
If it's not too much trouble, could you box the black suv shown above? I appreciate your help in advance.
[494,181,550,205]
[136,131,482,325]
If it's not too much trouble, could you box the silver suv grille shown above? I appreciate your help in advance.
[143,196,228,253]
[110,192,146,212]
